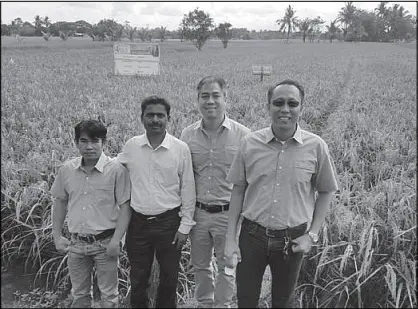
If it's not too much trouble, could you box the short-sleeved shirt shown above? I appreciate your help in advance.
[50,152,131,234]
[180,116,251,205]
[116,132,196,235]
[226,125,338,230]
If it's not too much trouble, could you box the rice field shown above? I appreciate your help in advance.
[1,36,416,308]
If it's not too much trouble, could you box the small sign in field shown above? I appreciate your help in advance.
[114,42,160,76]
[252,65,272,81]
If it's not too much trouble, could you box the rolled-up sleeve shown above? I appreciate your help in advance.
[178,144,196,234]
[314,141,339,193]
[50,166,68,200]
[114,163,131,205]
[226,139,247,186]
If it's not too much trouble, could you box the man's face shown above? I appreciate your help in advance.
[198,82,226,120]
[141,103,170,135]
[76,132,104,162]
[269,84,302,131]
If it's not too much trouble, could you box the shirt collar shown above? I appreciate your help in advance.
[196,115,232,131]
[265,124,303,144]
[74,151,108,173]
[138,131,172,149]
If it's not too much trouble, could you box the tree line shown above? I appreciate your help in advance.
[1,2,416,48]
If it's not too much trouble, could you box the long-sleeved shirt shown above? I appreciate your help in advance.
[116,132,196,234]
[180,116,250,205]
[227,124,339,230]
[50,152,131,234]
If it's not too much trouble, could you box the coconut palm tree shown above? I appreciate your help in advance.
[298,18,311,43]
[326,19,339,42]
[337,2,356,41]
[276,5,298,42]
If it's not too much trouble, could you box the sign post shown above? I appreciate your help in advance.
[114,42,160,76]
[252,65,272,82]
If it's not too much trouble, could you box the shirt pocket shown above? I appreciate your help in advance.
[155,161,178,187]
[95,184,114,204]
[223,145,239,170]
[293,161,316,183]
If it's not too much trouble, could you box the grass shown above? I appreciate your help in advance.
[1,36,416,307]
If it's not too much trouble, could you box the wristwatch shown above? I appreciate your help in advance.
[308,231,319,243]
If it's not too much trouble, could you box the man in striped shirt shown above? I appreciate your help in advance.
[181,76,250,308]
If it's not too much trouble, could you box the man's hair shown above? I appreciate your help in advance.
[74,120,107,142]
[267,79,305,104]
[196,76,227,98]
[141,95,171,118]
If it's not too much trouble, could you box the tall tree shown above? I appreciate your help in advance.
[34,15,42,36]
[308,16,325,42]
[276,5,298,42]
[216,22,232,48]
[337,2,357,41]
[181,8,214,51]
[298,18,311,43]
[326,19,339,42]
[158,26,167,42]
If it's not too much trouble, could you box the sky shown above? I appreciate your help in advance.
[1,1,417,31]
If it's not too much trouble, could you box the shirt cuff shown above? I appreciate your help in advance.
[178,223,193,235]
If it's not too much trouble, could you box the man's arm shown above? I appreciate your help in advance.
[107,201,131,257]
[173,145,196,250]
[224,183,247,267]
[52,198,71,253]
[291,191,335,253]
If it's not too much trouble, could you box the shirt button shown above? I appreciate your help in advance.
[86,177,89,179]
[83,207,86,210]
[274,200,277,203]
[82,223,85,226]
[276,183,280,186]
[210,149,213,152]
[281,150,284,153]
[279,166,282,170]
[84,192,87,195]
[208,177,211,180]
[271,215,274,218]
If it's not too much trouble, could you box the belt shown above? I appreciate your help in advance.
[133,206,180,222]
[196,202,229,213]
[72,228,115,243]
[242,218,307,238]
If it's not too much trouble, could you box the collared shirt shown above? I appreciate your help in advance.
[227,125,339,230]
[50,152,131,234]
[180,116,250,205]
[116,132,196,234]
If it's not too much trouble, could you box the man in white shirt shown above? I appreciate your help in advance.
[117,95,196,308]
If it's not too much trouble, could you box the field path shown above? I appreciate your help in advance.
[310,56,357,136]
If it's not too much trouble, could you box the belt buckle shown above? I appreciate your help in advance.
[265,228,276,238]
[147,216,157,221]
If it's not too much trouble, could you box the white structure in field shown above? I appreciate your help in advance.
[114,42,160,76]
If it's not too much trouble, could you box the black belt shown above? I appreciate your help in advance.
[72,228,115,243]
[133,206,180,222]
[196,202,229,213]
[242,218,307,238]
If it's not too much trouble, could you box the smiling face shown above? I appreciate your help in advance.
[141,103,170,136]
[268,84,302,133]
[198,82,226,121]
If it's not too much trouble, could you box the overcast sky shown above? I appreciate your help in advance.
[1,1,417,31]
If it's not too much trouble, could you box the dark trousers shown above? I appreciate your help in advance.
[126,208,181,308]
[236,219,306,308]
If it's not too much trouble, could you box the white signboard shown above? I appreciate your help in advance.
[114,42,160,76]
[252,65,272,76]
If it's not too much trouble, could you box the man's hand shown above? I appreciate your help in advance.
[106,239,121,258]
[54,236,71,254]
[224,239,241,268]
[291,234,313,254]
[172,231,188,250]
